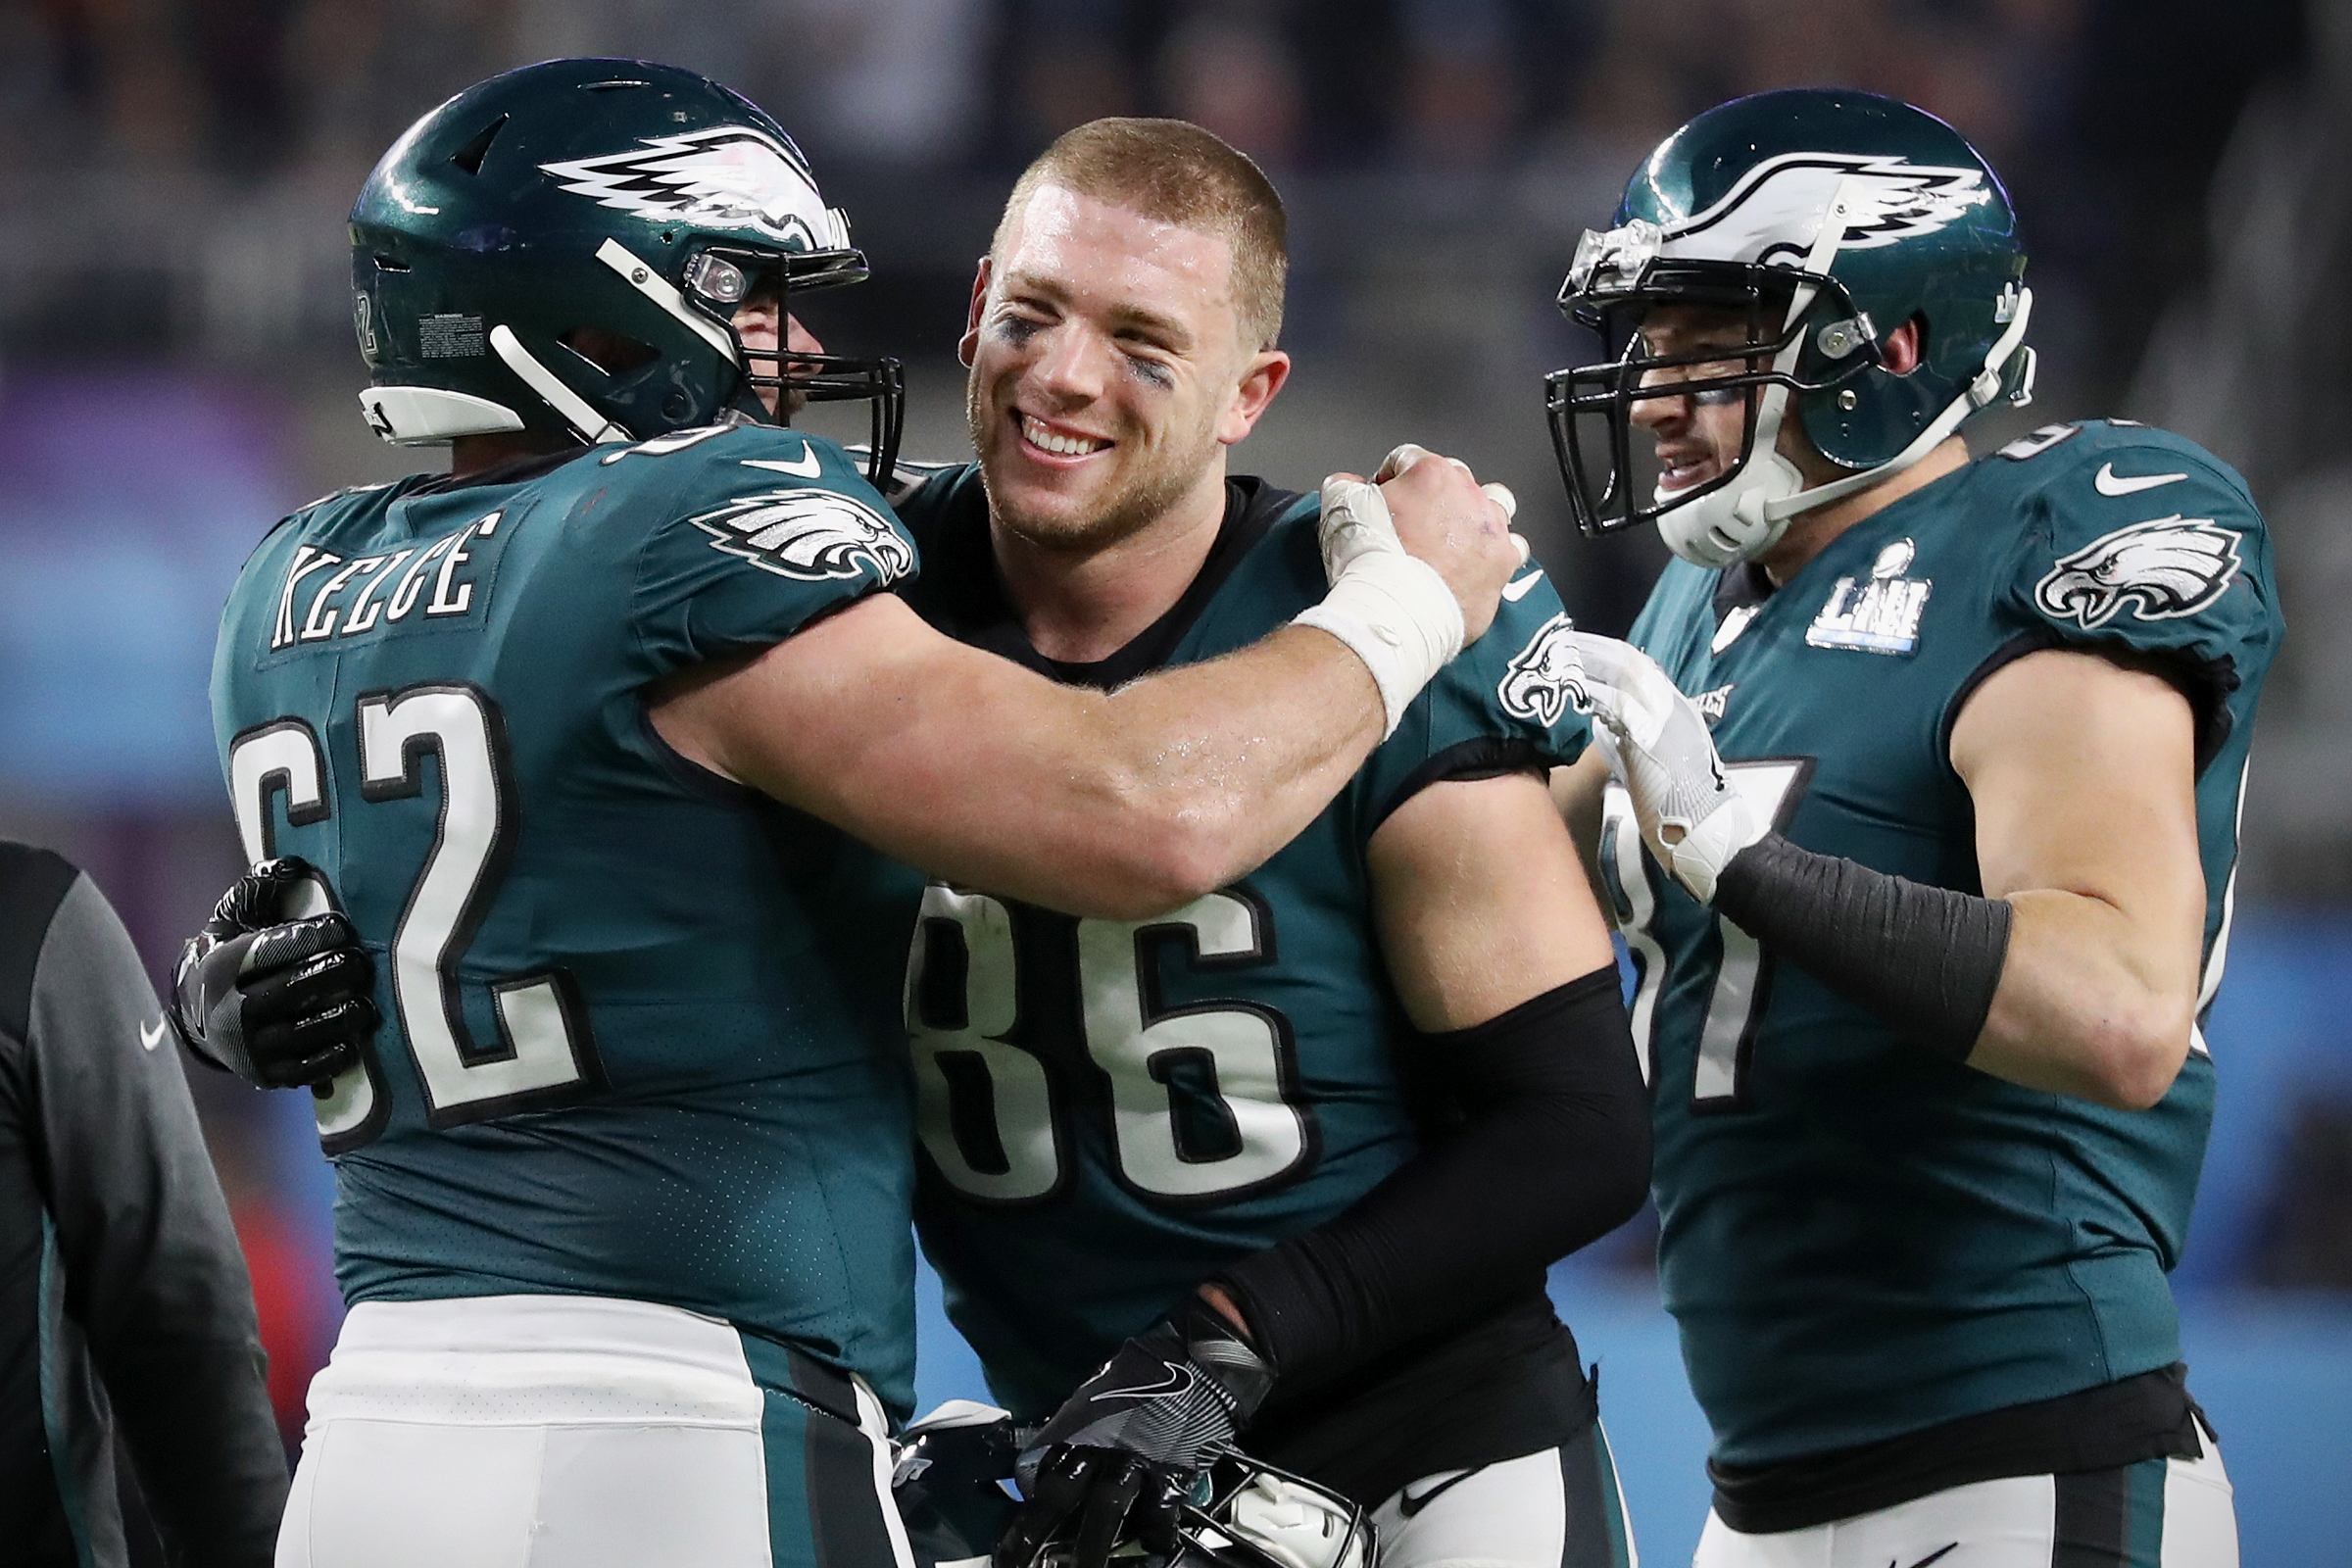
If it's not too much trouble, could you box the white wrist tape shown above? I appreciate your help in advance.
[1294,550,1463,737]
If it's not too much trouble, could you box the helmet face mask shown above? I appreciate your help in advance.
[1545,256,1883,540]
[890,1405,1372,1568]
[1019,1457,1372,1568]
[349,59,906,483]
[677,240,907,467]
[1168,1457,1373,1568]
[1544,88,2034,567]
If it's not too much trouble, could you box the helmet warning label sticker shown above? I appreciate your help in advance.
[419,315,487,360]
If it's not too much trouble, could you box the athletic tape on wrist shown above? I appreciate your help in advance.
[1293,553,1464,736]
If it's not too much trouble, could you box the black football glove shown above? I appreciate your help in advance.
[894,1403,1023,1568]
[171,857,375,1090]
[996,1297,1273,1568]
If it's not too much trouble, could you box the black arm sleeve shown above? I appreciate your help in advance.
[1711,831,2013,1063]
[26,863,289,1566]
[1212,964,1649,1395]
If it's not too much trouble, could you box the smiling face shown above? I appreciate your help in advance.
[1629,302,1929,501]
[962,183,1289,554]
[1627,303,1783,498]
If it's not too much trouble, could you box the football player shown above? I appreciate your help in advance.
[173,61,1522,1568]
[889,120,1649,1568]
[1544,89,2278,1567]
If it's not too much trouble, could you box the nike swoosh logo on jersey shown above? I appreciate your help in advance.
[1396,1464,1490,1518]
[741,446,824,478]
[139,1016,170,1052]
[1889,1544,1957,1568]
[2093,463,2186,496]
[1501,569,1546,602]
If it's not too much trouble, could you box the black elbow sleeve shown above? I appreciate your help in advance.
[1214,964,1649,1395]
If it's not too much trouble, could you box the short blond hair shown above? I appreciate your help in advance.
[994,118,1288,351]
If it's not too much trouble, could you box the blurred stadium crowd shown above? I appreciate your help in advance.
[0,0,2346,1492]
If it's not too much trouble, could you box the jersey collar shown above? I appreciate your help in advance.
[908,476,1293,691]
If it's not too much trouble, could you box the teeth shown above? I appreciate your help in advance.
[1020,413,1107,457]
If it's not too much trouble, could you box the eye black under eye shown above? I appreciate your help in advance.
[995,316,1044,342]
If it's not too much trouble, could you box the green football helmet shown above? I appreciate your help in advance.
[1544,88,2034,566]
[349,58,903,480]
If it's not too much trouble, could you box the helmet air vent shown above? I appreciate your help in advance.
[450,115,510,176]
[583,78,650,91]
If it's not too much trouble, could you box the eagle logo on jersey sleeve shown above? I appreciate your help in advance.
[1498,612,1593,727]
[2033,516,2242,630]
[689,489,914,583]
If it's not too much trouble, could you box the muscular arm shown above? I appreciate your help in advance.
[1208,774,1648,1389]
[1578,633,2211,1111]
[654,594,1384,921]
[1374,771,1617,1026]
[656,453,1520,922]
[1950,648,2207,1109]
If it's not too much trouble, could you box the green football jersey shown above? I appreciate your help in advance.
[209,422,928,1416]
[890,466,1594,1421]
[1610,420,2280,1466]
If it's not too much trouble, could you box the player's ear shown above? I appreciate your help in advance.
[1883,314,1926,376]
[958,258,993,368]
[1217,349,1291,447]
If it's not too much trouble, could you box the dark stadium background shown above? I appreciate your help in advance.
[2,1,2346,1561]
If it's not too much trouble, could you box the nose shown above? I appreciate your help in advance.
[1027,321,1108,409]
[729,297,819,361]
[1629,376,1690,433]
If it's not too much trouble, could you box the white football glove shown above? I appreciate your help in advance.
[1569,633,1764,903]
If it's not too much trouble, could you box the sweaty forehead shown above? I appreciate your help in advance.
[997,184,1239,346]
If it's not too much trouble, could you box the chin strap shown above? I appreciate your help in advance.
[490,324,631,445]
[1754,283,2036,525]
[597,240,739,364]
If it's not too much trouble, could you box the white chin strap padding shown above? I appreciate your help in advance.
[490,324,629,445]
[1656,408,1806,569]
[358,386,527,445]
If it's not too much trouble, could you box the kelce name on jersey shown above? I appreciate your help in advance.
[1805,536,1932,656]
[269,512,503,652]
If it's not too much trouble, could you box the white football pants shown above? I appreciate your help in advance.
[276,1295,914,1568]
[1371,1422,1638,1568]
[1692,1435,2235,1568]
